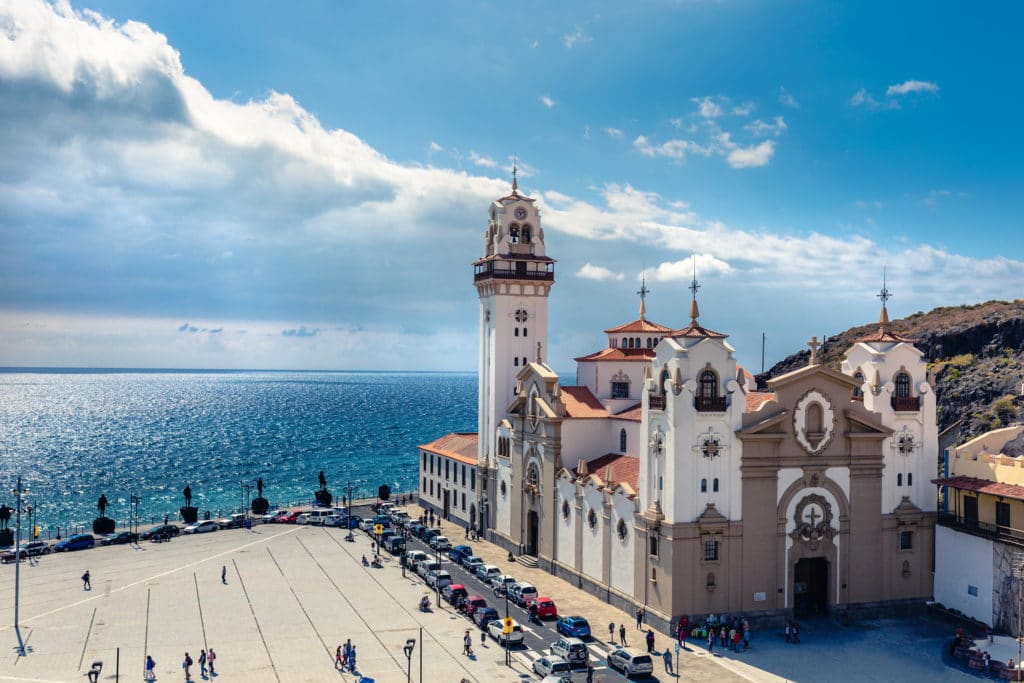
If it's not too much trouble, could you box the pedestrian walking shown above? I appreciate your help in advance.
[646,628,655,653]
[463,630,473,656]
[619,624,627,646]
[792,623,800,644]
[199,649,207,677]
[221,565,227,584]
[207,648,215,675]
[785,622,792,643]
[707,629,714,653]
[636,607,644,629]
[81,570,91,590]
[728,627,736,651]
[145,655,156,681]
[349,645,357,672]
[663,649,674,675]
[586,664,594,683]
[608,622,616,643]
[335,646,342,670]
[182,652,193,680]
[465,524,469,539]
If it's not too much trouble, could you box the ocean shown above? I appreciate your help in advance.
[0,370,477,536]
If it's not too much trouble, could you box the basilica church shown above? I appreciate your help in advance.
[419,177,937,626]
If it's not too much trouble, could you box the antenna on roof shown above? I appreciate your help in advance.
[877,266,892,332]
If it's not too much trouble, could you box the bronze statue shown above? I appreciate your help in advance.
[257,477,264,498]
[0,504,10,530]
[97,494,108,518]
[318,471,327,491]
[183,485,192,508]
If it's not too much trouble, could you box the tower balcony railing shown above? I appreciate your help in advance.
[648,394,666,410]
[695,396,728,412]
[473,263,555,282]
[891,395,920,412]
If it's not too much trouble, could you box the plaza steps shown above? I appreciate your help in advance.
[516,554,539,569]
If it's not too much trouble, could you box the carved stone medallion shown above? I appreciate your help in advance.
[793,390,836,455]
[789,493,836,551]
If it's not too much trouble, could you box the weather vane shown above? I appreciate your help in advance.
[688,256,701,299]
[877,266,891,306]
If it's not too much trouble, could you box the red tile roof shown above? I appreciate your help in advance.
[614,403,643,422]
[584,452,641,492]
[559,386,610,418]
[668,321,728,339]
[574,347,656,362]
[932,476,1024,502]
[419,432,479,466]
[746,391,777,412]
[854,328,915,344]
[603,318,673,334]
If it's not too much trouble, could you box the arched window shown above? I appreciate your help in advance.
[523,327,528,337]
[853,371,865,399]
[508,224,519,243]
[646,338,653,349]
[713,478,719,493]
[897,473,903,487]
[660,369,671,394]
[635,337,641,348]
[806,403,824,435]
[521,225,532,244]
[700,478,707,493]
[619,428,627,452]
[699,370,718,398]
[514,327,519,337]
[895,372,912,398]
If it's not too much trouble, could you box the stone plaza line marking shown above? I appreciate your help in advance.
[263,545,339,671]
[192,572,208,651]
[316,527,482,682]
[76,608,96,671]
[1,526,303,629]
[231,557,281,683]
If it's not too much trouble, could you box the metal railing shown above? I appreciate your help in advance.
[695,396,728,412]
[938,512,1024,546]
[649,394,666,410]
[891,395,920,412]
[473,264,554,282]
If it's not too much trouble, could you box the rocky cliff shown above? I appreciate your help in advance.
[756,300,1024,445]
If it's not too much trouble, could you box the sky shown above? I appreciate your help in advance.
[1,0,1022,373]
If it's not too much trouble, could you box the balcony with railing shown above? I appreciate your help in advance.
[695,396,728,412]
[938,512,1024,547]
[473,261,555,282]
[891,395,921,412]
[649,394,666,411]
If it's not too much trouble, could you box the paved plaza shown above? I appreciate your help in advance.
[0,516,982,682]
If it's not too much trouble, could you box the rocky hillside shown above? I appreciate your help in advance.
[756,300,1024,445]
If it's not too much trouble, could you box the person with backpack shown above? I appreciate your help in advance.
[144,655,156,681]
[198,650,207,677]
[182,652,193,680]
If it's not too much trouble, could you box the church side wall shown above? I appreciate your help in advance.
[495,459,512,536]
[560,420,613,473]
[581,486,604,582]
[934,524,993,627]
[609,494,635,594]
[555,478,576,566]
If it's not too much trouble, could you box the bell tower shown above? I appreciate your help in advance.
[474,168,556,504]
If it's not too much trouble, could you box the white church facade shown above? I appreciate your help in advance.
[419,178,938,626]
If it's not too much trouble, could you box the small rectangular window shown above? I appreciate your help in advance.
[968,584,979,597]
[523,327,528,337]
[899,531,913,550]
[649,535,659,557]
[422,477,426,492]
[514,328,519,337]
[429,480,434,496]
[611,381,629,399]
[445,460,450,480]
[461,465,466,486]
[471,468,476,491]
[514,358,519,367]
[461,492,466,511]
[703,540,719,562]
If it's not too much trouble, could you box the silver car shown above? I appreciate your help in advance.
[607,648,654,676]
[533,655,571,678]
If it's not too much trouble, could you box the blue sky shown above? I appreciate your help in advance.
[1,0,1022,372]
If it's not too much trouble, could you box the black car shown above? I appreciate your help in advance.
[409,522,425,537]
[141,524,181,541]
[100,531,139,546]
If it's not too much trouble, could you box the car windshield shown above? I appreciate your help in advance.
[539,601,553,607]
[550,661,570,672]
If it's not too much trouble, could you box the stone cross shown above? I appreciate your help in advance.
[807,336,821,366]
[804,505,821,528]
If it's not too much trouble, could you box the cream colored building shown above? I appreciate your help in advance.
[934,425,1024,632]
[420,179,938,627]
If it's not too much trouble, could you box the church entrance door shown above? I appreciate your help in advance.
[794,557,828,617]
[526,510,539,556]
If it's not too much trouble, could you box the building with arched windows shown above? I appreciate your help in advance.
[418,179,938,627]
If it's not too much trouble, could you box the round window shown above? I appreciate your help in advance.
[561,500,570,520]
[587,509,597,529]
[617,518,628,541]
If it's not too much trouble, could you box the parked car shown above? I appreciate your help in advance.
[281,511,303,524]
[372,514,391,529]
[442,583,467,605]
[607,648,654,677]
[487,618,525,645]
[476,565,501,583]
[408,522,425,537]
[448,544,473,563]
[297,510,333,525]
[384,536,406,554]
[461,595,488,618]
[463,556,485,574]
[359,518,375,532]
[100,531,139,546]
[492,575,517,596]
[1,541,52,563]
[268,510,293,523]
[404,550,427,571]
[141,524,180,540]
[262,509,287,523]
[429,535,451,552]
[422,528,440,544]
[54,534,95,551]
[533,655,572,679]
[417,560,441,579]
[474,607,500,629]
[217,513,246,529]
[535,597,558,619]
[183,520,219,534]
[426,569,452,589]
[509,582,538,606]
[551,637,588,668]
[556,616,591,639]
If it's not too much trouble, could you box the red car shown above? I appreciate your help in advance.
[462,595,487,618]
[534,597,558,619]
[280,510,303,524]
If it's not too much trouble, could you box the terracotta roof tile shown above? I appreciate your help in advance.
[559,386,610,418]
[613,403,643,422]
[585,452,640,492]
[746,391,777,412]
[574,347,656,362]
[854,328,915,344]
[603,318,673,334]
[668,321,728,339]
[419,432,478,466]
[932,475,1024,502]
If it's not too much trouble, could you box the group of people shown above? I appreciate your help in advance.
[175,648,215,680]
[334,640,357,673]
[784,621,801,644]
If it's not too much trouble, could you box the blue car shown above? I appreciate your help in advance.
[449,544,473,563]
[556,615,592,639]
[55,534,95,552]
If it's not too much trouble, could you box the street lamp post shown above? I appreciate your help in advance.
[13,476,27,656]
[504,586,511,666]
[402,637,416,683]
[130,493,141,539]
[435,540,441,607]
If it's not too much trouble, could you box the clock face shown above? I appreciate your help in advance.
[515,308,528,323]
[514,207,527,220]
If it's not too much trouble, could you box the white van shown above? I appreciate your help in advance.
[297,510,332,525]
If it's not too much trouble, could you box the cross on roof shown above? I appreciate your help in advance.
[804,505,821,528]
[637,275,650,302]
[511,154,518,192]
[807,335,821,365]
[877,266,891,306]
[688,257,701,299]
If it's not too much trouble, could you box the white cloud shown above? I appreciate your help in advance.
[604,127,624,138]
[562,27,592,49]
[887,80,939,96]
[854,200,883,210]
[633,135,712,161]
[648,254,733,282]
[468,150,497,168]
[732,102,756,116]
[724,139,775,168]
[692,96,724,119]
[779,87,799,108]
[428,141,443,153]
[745,116,787,137]
[576,263,625,281]
[540,95,556,108]
[850,88,879,108]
